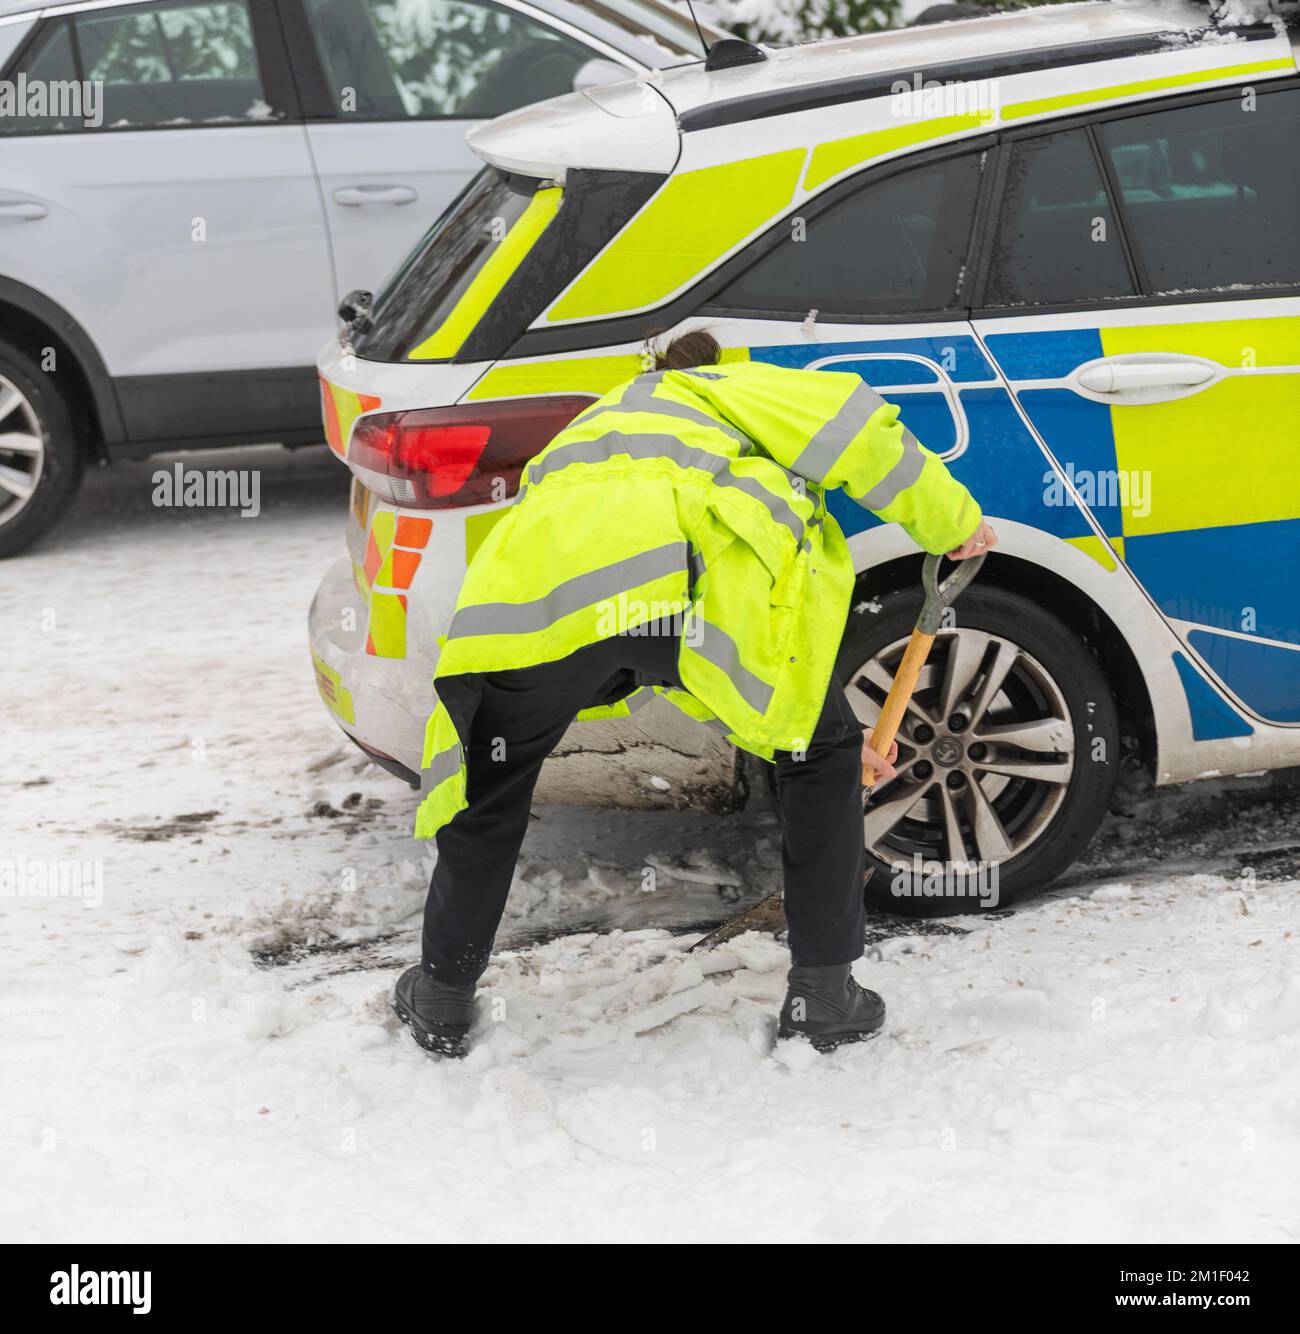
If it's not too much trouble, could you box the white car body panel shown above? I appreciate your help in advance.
[2,124,337,376]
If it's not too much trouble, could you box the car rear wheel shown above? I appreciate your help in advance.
[837,579,1119,915]
[0,339,85,558]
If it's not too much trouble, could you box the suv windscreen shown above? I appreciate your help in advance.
[353,168,532,361]
[1097,87,1300,294]
[715,152,983,317]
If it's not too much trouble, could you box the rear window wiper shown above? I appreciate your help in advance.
[338,289,373,333]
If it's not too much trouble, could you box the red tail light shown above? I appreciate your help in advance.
[347,396,594,509]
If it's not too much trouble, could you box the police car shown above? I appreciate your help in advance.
[311,0,1300,912]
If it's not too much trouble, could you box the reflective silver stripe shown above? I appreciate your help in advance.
[447,541,688,640]
[792,381,887,482]
[524,431,803,542]
[576,396,754,451]
[660,688,733,735]
[687,617,774,713]
[711,470,802,542]
[681,369,725,380]
[855,428,925,512]
[622,686,656,713]
[423,744,462,790]
[526,431,716,489]
[570,374,753,451]
[569,371,663,428]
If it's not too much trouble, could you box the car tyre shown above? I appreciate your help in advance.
[837,578,1120,916]
[0,338,85,558]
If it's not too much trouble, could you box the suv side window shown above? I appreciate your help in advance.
[984,128,1135,307]
[1096,88,1300,294]
[303,0,597,120]
[0,20,80,133]
[1,1,270,133]
[716,152,983,317]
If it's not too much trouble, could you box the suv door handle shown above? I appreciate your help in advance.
[1071,354,1220,404]
[0,201,48,221]
[331,185,417,207]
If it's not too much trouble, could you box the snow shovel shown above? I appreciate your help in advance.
[691,551,986,952]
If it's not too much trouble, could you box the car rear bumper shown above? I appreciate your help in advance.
[309,543,743,810]
[309,552,432,774]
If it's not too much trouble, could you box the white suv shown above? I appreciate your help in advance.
[0,0,723,555]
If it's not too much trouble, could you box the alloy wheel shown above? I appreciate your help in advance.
[846,627,1076,871]
[0,372,44,525]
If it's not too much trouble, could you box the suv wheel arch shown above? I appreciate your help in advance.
[0,276,124,459]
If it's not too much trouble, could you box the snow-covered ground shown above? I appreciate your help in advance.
[3,445,1298,1243]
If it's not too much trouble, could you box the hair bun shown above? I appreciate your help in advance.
[651,328,722,371]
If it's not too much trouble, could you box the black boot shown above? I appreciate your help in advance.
[778,963,885,1051]
[393,965,476,1058]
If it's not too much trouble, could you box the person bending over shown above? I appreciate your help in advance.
[395,329,996,1057]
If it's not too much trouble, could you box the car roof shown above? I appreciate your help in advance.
[471,0,1295,181]
[654,0,1274,122]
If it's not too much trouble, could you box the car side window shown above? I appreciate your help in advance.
[1,1,271,133]
[0,20,80,133]
[716,152,984,317]
[1096,88,1300,294]
[84,1,269,128]
[985,128,1135,307]
[303,0,598,121]
[986,128,1141,306]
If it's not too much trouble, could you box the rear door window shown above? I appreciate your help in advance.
[2,2,270,134]
[0,19,80,133]
[716,152,984,317]
[984,128,1135,307]
[1096,88,1300,294]
[303,0,597,120]
[78,0,269,128]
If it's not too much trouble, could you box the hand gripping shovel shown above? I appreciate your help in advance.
[692,551,986,952]
[862,551,985,787]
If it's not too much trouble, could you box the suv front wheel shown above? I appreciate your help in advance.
[0,339,85,558]
[838,579,1120,915]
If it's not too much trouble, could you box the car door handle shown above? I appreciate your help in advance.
[0,201,48,221]
[331,185,417,207]
[1071,354,1221,404]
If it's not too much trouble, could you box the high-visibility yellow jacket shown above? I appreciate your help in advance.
[413,360,981,839]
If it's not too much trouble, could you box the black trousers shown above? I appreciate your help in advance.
[422,624,867,985]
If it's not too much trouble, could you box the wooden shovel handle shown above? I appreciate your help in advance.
[863,628,935,787]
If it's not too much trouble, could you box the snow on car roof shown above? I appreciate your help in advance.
[651,0,1256,121]
[470,0,1291,180]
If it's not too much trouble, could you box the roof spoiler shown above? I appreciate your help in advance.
[467,83,680,182]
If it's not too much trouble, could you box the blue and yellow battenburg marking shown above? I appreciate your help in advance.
[751,311,1300,730]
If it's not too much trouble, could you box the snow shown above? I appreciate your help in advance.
[717,0,947,46]
[3,444,1299,1243]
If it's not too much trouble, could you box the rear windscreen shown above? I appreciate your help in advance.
[353,167,531,362]
[354,164,666,364]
